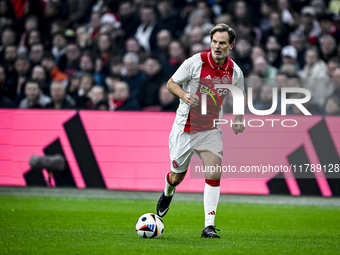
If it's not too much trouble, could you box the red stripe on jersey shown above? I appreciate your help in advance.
[184,51,234,133]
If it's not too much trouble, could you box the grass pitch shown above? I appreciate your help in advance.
[0,189,339,255]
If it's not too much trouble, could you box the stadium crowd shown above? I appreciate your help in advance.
[0,0,340,115]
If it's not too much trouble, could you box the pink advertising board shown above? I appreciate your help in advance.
[0,109,339,196]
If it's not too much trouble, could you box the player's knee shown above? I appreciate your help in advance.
[205,171,222,180]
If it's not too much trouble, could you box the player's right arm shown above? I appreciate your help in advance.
[167,78,199,107]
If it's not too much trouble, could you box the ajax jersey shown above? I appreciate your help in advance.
[172,51,244,133]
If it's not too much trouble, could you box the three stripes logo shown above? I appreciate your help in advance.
[208,211,216,215]
[267,119,340,197]
[147,224,155,231]
[24,113,106,188]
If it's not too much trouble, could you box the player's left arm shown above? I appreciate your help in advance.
[232,91,246,135]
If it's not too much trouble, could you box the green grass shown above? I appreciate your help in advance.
[0,194,339,255]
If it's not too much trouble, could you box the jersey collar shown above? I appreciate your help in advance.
[208,51,230,71]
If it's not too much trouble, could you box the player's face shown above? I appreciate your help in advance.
[211,32,234,61]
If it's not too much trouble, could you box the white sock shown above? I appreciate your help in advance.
[204,182,220,227]
[164,172,176,197]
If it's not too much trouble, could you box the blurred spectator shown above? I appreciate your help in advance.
[135,4,162,53]
[94,33,114,68]
[330,68,340,98]
[0,0,16,29]
[108,55,123,77]
[159,83,178,112]
[258,0,274,32]
[251,85,279,114]
[188,27,204,48]
[24,29,42,53]
[246,72,263,106]
[89,85,107,109]
[324,95,340,115]
[88,12,101,40]
[2,45,17,99]
[266,36,282,69]
[289,32,307,68]
[168,40,186,77]
[311,0,327,18]
[319,12,340,43]
[319,35,337,62]
[95,100,109,110]
[117,0,140,40]
[50,20,66,35]
[46,81,76,109]
[41,53,68,87]
[44,1,63,25]
[79,52,102,85]
[122,52,145,101]
[67,73,82,100]
[327,57,340,78]
[100,13,123,42]
[156,29,172,66]
[0,93,15,108]
[13,56,31,99]
[18,15,39,52]
[76,26,93,51]
[261,11,293,47]
[31,65,51,96]
[138,55,167,108]
[0,65,16,107]
[251,45,266,64]
[0,65,6,90]
[77,73,95,108]
[124,36,147,62]
[253,56,278,85]
[51,32,68,65]
[277,0,298,27]
[190,43,206,56]
[60,42,81,75]
[296,6,321,44]
[276,71,289,91]
[29,43,44,66]
[184,9,213,38]
[299,48,330,107]
[157,0,184,39]
[234,38,252,76]
[280,45,300,71]
[0,28,16,59]
[0,0,339,116]
[66,0,92,28]
[228,0,251,25]
[235,20,262,46]
[19,79,51,108]
[109,80,140,111]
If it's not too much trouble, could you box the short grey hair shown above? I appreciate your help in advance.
[123,52,139,65]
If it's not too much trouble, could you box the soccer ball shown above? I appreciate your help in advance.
[136,213,164,238]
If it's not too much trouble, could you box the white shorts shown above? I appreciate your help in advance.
[169,123,223,173]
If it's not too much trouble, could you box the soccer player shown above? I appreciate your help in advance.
[156,24,246,238]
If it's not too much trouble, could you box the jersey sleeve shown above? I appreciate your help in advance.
[172,54,201,85]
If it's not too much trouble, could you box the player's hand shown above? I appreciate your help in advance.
[232,122,245,135]
[182,93,199,107]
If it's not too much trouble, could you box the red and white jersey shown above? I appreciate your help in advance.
[172,51,244,133]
